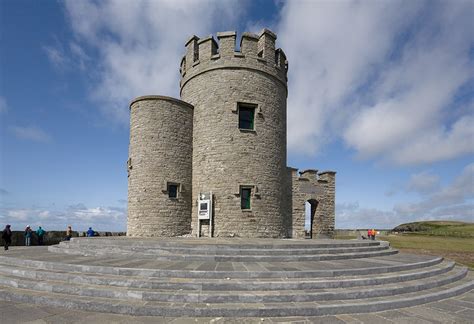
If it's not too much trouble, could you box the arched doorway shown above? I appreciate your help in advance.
[304,199,318,238]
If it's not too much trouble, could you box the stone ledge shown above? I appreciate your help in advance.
[129,95,194,110]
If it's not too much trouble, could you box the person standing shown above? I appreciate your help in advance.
[86,227,95,237]
[36,226,45,245]
[2,225,12,250]
[65,225,72,241]
[24,225,32,246]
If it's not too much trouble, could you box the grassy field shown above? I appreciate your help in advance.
[335,221,474,269]
[380,234,474,270]
[392,221,474,238]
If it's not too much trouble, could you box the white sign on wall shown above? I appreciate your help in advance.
[198,200,211,220]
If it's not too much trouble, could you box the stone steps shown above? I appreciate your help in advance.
[0,254,441,279]
[0,275,472,317]
[0,239,472,317]
[48,244,397,262]
[60,237,381,249]
[0,263,467,303]
[0,258,455,292]
[50,238,395,262]
[57,242,389,256]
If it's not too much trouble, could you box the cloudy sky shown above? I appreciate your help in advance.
[0,0,473,232]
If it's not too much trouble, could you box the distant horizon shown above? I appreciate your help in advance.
[4,219,473,234]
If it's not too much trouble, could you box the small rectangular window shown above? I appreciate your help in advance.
[168,183,178,198]
[240,187,251,210]
[238,104,255,130]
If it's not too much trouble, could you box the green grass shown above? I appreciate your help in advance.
[380,234,474,270]
[393,221,474,238]
[335,221,474,268]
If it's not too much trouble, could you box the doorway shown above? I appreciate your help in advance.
[304,199,318,238]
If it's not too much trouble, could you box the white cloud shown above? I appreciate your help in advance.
[38,211,51,220]
[9,125,52,143]
[61,0,247,124]
[7,209,30,222]
[277,1,474,165]
[394,163,474,218]
[0,204,127,232]
[338,163,474,228]
[336,202,396,229]
[406,171,440,195]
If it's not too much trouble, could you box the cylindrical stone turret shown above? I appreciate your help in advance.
[180,29,289,238]
[127,96,193,237]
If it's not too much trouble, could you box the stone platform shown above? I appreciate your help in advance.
[0,237,472,318]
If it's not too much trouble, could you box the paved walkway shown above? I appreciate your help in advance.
[1,289,473,323]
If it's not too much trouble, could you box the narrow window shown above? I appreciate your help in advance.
[168,183,178,198]
[240,187,252,210]
[238,103,256,130]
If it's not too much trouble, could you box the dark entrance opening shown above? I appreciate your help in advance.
[304,199,318,239]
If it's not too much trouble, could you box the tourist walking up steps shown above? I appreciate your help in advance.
[2,225,12,250]
[36,226,45,245]
[24,225,32,246]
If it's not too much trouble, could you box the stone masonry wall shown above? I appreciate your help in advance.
[180,30,289,238]
[127,96,193,237]
[291,169,336,238]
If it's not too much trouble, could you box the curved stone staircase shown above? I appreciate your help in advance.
[0,237,471,317]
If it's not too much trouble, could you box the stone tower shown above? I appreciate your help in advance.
[127,96,193,237]
[180,30,289,237]
[127,29,336,238]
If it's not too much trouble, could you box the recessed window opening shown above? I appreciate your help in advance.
[168,183,178,198]
[240,187,252,210]
[238,103,256,130]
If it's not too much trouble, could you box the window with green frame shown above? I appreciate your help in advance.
[240,187,252,209]
[168,183,178,198]
[238,103,256,130]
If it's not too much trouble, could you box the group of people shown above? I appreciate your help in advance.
[2,224,97,250]
[23,225,46,246]
[367,228,377,240]
[63,226,95,241]
[1,224,43,250]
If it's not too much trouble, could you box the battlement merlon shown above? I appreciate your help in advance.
[318,171,336,185]
[180,29,288,92]
[258,28,276,60]
[299,169,319,182]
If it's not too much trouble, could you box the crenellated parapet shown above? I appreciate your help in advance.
[180,29,288,95]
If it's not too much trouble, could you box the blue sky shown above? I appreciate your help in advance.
[0,0,473,232]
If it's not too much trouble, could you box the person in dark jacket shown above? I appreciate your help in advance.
[36,226,46,245]
[2,225,12,250]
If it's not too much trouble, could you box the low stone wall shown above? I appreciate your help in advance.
[335,229,391,238]
[1,231,126,246]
